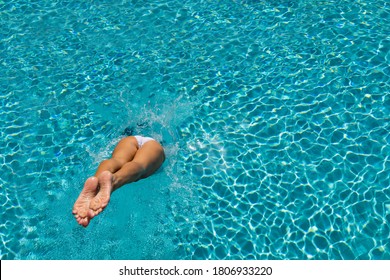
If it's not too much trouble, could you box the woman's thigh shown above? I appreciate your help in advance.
[132,140,165,178]
[111,136,139,163]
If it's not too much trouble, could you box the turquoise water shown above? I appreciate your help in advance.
[1,0,389,259]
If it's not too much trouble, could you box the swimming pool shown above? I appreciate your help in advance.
[1,0,389,259]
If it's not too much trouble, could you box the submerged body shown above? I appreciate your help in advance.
[72,135,165,227]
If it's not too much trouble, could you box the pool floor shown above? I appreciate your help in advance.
[0,0,389,259]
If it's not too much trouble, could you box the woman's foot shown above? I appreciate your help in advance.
[72,177,99,227]
[89,171,114,218]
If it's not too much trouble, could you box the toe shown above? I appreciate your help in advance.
[81,217,89,227]
[88,209,94,218]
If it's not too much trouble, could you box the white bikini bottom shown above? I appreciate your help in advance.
[134,135,155,148]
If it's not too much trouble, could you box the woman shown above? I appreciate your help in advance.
[72,136,165,227]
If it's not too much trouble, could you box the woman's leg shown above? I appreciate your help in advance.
[88,140,165,216]
[94,136,139,177]
[73,136,138,227]
[73,136,165,227]
[111,140,165,189]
